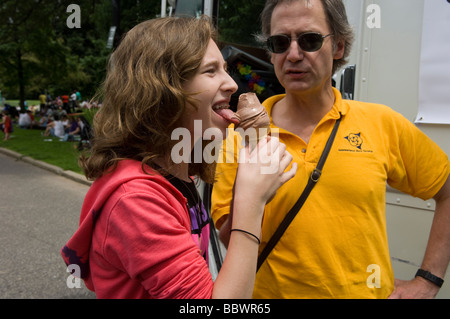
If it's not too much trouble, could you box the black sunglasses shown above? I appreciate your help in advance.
[266,32,333,53]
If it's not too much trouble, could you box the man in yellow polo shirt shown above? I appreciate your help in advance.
[211,0,450,298]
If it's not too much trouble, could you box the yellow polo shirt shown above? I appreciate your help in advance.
[211,88,450,299]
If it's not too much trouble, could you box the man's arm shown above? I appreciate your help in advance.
[389,175,450,299]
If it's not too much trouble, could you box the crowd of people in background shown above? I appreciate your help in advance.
[38,89,100,116]
[42,113,84,142]
[1,89,99,143]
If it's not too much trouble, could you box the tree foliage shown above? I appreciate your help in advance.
[218,0,265,47]
[0,0,110,104]
[0,0,265,105]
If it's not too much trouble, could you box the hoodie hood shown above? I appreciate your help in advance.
[61,160,185,280]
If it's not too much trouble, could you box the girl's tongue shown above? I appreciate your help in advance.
[215,108,240,125]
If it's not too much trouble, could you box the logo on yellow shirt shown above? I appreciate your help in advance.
[345,133,363,150]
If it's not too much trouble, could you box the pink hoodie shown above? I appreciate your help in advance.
[61,160,213,298]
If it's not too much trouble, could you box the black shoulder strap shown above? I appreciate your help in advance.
[257,113,342,272]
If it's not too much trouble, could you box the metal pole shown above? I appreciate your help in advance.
[161,0,167,17]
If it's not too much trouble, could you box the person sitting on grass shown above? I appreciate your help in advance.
[18,110,32,129]
[43,113,65,139]
[38,114,49,130]
[63,116,80,141]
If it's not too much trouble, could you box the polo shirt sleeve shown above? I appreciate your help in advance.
[387,110,450,200]
[211,128,242,229]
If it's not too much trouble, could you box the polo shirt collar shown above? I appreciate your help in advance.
[330,87,349,118]
[264,87,349,126]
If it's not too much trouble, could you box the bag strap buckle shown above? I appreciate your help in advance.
[310,168,322,183]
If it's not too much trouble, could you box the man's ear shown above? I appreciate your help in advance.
[333,38,345,60]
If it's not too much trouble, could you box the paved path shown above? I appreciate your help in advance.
[0,150,95,298]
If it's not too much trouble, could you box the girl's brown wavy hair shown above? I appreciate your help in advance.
[80,16,218,182]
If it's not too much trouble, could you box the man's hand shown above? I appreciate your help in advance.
[388,277,440,299]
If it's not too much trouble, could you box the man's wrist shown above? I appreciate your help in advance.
[415,269,444,288]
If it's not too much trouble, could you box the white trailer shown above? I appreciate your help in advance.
[338,0,450,298]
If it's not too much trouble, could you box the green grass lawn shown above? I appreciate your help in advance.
[1,124,84,175]
[5,100,40,108]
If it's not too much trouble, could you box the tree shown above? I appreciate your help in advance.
[218,0,266,47]
[0,0,267,106]
[50,0,112,99]
[0,0,164,104]
[0,0,67,107]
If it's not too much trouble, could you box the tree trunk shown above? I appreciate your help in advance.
[16,47,25,109]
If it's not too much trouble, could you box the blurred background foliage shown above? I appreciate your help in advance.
[0,0,264,106]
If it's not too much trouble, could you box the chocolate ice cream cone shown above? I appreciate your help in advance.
[233,93,271,150]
